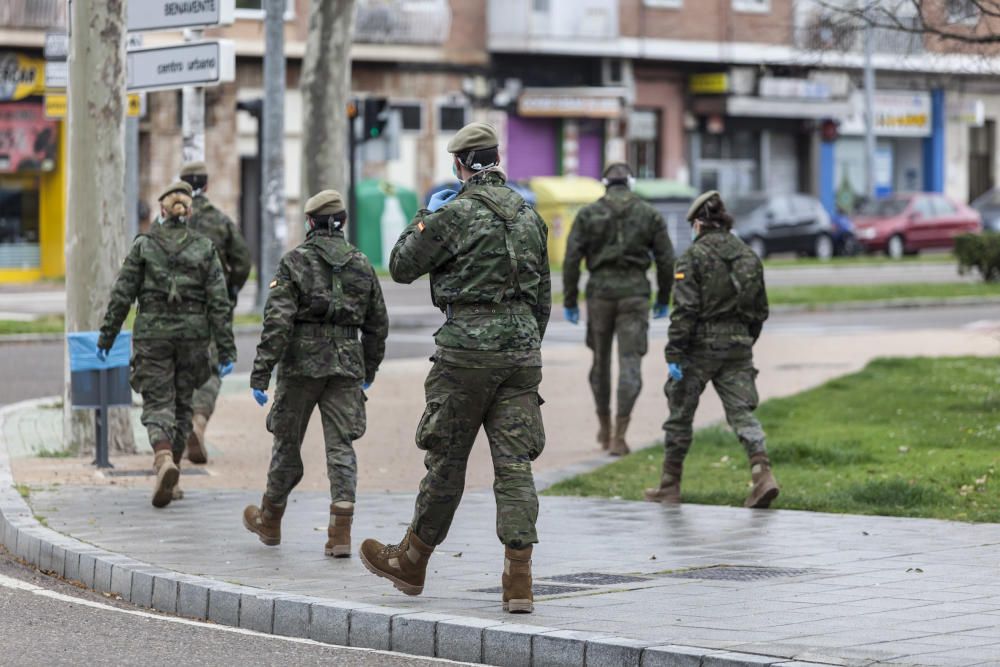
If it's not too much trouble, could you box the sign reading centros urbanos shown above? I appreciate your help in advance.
[0,53,45,102]
[839,91,932,138]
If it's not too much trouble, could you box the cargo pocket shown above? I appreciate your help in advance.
[415,396,453,451]
[527,393,546,461]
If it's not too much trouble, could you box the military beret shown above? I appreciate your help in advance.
[179,161,208,177]
[304,189,346,217]
[158,180,193,201]
[602,162,632,181]
[446,122,499,154]
[686,190,722,223]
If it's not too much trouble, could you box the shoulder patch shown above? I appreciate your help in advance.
[269,279,278,289]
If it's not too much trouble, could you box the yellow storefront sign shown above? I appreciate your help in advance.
[689,72,730,95]
[0,52,46,101]
[44,93,142,119]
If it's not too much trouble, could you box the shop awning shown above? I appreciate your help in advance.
[726,96,851,120]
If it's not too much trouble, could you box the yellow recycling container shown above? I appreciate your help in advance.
[528,176,605,267]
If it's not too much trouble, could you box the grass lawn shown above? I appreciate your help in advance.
[766,281,1000,307]
[0,311,262,336]
[763,253,955,269]
[545,357,1000,523]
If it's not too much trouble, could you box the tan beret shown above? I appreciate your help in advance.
[159,180,193,201]
[686,190,722,223]
[447,122,499,154]
[304,189,346,217]
[179,161,208,177]
[602,162,632,181]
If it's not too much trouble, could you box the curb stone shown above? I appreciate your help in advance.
[0,398,838,666]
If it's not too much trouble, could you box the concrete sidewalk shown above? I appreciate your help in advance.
[3,326,1000,666]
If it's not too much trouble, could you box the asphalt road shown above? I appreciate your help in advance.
[0,547,465,667]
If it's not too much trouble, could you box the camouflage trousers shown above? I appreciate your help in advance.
[264,371,366,505]
[662,354,767,464]
[129,338,212,459]
[586,296,649,418]
[410,362,544,549]
[191,340,221,418]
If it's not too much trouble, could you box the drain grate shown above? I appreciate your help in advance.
[103,468,210,478]
[471,584,588,597]
[663,565,816,581]
[543,572,650,586]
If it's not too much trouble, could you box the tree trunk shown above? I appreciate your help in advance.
[297,0,356,248]
[64,0,136,456]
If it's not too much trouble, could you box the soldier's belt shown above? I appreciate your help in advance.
[139,300,207,314]
[293,322,360,339]
[445,302,532,319]
[696,321,749,335]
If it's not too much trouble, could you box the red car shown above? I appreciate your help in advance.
[853,193,981,258]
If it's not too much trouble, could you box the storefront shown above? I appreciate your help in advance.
[0,51,66,283]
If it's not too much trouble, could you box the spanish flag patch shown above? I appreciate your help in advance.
[675,272,685,280]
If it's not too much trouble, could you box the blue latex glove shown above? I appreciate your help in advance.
[362,381,372,391]
[564,306,580,325]
[217,361,234,378]
[96,347,108,363]
[252,389,268,406]
[652,303,669,319]
[668,363,684,382]
[427,189,458,212]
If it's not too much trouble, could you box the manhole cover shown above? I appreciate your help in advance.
[471,584,588,597]
[543,572,650,586]
[103,468,210,478]
[663,566,816,581]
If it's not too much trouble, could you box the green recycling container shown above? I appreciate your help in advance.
[354,179,419,268]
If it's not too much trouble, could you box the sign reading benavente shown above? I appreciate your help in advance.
[127,0,236,33]
[126,41,235,92]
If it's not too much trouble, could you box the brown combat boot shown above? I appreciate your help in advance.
[359,528,434,596]
[596,413,612,450]
[644,460,683,504]
[151,447,179,509]
[745,453,780,509]
[608,416,631,457]
[242,496,286,546]
[324,501,353,558]
[502,545,534,614]
[186,413,209,464]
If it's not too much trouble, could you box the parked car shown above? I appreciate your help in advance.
[730,193,839,260]
[970,187,1000,232]
[853,193,981,259]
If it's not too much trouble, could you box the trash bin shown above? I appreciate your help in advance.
[67,331,133,468]
[528,176,605,266]
[354,179,419,269]
[633,179,698,255]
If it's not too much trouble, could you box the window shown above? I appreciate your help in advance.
[391,103,423,132]
[946,0,980,24]
[932,197,957,216]
[438,104,467,132]
[913,197,935,218]
[643,0,683,7]
[533,0,550,12]
[732,0,770,13]
[234,0,295,20]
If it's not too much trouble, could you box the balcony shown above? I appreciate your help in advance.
[0,0,66,30]
[354,0,451,46]
[489,0,619,53]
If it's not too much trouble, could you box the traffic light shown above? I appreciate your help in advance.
[363,97,389,141]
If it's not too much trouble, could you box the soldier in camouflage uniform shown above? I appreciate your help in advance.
[97,181,236,509]
[242,190,388,558]
[645,191,779,509]
[359,123,549,614]
[563,162,675,456]
[178,161,252,465]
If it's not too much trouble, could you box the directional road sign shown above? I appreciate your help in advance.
[125,40,235,92]
[127,0,235,33]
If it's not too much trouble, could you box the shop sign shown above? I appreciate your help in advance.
[947,98,984,127]
[44,93,143,119]
[690,72,729,95]
[517,90,622,119]
[839,91,931,137]
[0,102,58,173]
[0,53,46,102]
[758,77,831,101]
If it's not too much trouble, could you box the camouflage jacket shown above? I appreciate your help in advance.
[251,228,388,390]
[98,216,236,362]
[189,194,252,300]
[666,229,769,363]
[563,185,675,308]
[389,170,551,368]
